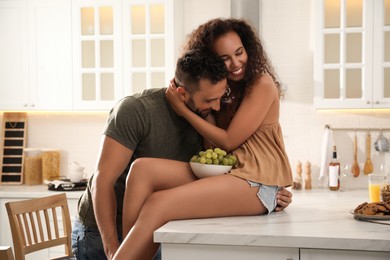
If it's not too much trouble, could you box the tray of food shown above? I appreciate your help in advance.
[352,201,390,222]
[48,179,88,191]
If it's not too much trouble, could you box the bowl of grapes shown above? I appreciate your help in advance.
[189,148,237,178]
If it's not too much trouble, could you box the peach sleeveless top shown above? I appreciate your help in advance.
[228,122,293,187]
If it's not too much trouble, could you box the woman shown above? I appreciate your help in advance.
[114,18,292,260]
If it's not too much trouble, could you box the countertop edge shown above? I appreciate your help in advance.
[154,231,390,252]
[0,185,84,199]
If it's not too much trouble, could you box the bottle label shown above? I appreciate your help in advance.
[329,165,339,187]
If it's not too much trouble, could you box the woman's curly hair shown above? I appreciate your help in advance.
[182,18,282,96]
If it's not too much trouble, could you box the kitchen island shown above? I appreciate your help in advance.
[154,189,390,260]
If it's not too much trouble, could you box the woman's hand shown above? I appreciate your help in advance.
[274,187,293,212]
[166,78,189,117]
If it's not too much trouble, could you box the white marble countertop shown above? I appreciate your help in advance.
[0,184,84,199]
[154,189,390,252]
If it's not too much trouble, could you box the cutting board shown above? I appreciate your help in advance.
[0,112,27,185]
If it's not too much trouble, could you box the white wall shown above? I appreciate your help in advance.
[1,0,389,189]
[260,0,390,188]
[0,112,107,180]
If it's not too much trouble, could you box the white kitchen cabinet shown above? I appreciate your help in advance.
[0,0,174,111]
[162,244,299,260]
[0,0,72,111]
[0,0,28,110]
[71,0,122,110]
[161,245,390,260]
[300,249,390,260]
[314,0,390,109]
[71,0,175,110]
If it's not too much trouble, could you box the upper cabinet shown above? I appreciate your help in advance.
[72,0,174,110]
[72,0,122,110]
[314,0,390,109]
[0,0,174,111]
[0,0,72,110]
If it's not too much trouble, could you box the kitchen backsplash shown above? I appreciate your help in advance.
[1,0,389,188]
[0,112,109,180]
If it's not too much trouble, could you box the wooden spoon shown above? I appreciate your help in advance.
[363,133,373,175]
[351,132,360,177]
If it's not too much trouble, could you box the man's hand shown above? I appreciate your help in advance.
[274,187,293,212]
[165,78,189,117]
[104,240,120,260]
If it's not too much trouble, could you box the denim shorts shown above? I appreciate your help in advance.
[247,180,279,214]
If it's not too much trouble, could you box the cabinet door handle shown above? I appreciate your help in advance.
[366,101,371,104]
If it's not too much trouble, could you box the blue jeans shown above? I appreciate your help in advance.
[71,218,161,260]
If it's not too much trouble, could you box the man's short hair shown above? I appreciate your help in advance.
[175,49,228,93]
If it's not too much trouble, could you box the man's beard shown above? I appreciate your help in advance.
[186,97,210,119]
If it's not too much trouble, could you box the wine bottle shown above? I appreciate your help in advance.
[329,146,340,191]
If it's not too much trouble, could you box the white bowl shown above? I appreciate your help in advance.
[190,162,232,179]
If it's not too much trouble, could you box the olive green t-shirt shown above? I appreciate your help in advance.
[77,88,202,229]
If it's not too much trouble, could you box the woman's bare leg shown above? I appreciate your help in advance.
[114,174,266,260]
[122,158,197,237]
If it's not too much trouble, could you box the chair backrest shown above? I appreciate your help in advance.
[0,246,15,260]
[5,193,73,260]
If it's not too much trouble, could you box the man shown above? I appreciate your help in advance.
[71,49,293,260]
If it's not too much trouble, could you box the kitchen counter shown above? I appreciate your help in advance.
[154,189,390,259]
[0,184,84,199]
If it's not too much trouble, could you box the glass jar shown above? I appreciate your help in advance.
[23,148,42,185]
[381,173,390,204]
[41,149,61,182]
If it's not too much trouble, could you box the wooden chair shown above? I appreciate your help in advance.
[5,193,75,260]
[0,246,15,260]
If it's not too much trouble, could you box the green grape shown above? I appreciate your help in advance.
[221,150,227,156]
[199,151,205,157]
[222,158,229,165]
[206,158,213,164]
[206,149,213,154]
[212,158,219,165]
[211,152,218,159]
[190,155,198,162]
[229,155,237,165]
[199,157,207,164]
[227,158,233,166]
[205,152,212,159]
[214,148,222,154]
